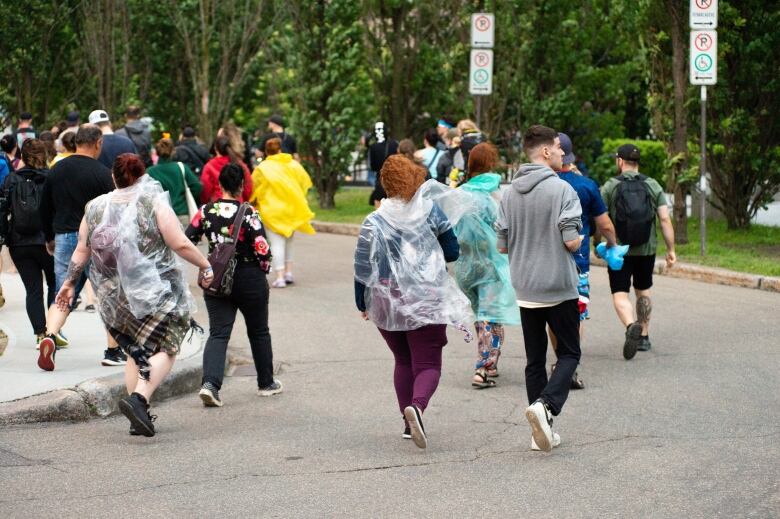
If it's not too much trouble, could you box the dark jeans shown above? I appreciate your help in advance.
[520,299,581,416]
[10,245,55,335]
[202,263,274,390]
[378,324,448,415]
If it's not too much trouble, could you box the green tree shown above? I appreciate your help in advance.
[282,0,374,208]
[705,1,780,229]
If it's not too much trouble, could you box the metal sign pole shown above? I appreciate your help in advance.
[700,85,707,256]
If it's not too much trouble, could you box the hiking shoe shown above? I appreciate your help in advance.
[199,382,224,407]
[571,370,585,390]
[532,431,561,451]
[102,348,127,366]
[525,399,554,452]
[118,393,155,437]
[284,273,294,284]
[257,379,283,397]
[37,336,56,371]
[402,426,412,440]
[271,279,286,289]
[638,336,652,352]
[623,322,642,360]
[403,405,427,449]
[53,331,69,348]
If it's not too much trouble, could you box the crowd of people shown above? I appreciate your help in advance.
[0,108,315,435]
[354,121,676,453]
[0,107,677,452]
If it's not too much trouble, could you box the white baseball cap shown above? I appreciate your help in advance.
[88,109,110,124]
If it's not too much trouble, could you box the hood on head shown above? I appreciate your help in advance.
[511,163,556,194]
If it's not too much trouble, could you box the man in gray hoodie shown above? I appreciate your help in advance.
[497,125,583,452]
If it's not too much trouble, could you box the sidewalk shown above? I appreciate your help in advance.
[0,259,212,424]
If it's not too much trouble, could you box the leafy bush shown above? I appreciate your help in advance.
[591,138,667,186]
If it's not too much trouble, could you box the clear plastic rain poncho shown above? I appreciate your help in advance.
[354,180,474,338]
[424,174,520,325]
[86,175,195,329]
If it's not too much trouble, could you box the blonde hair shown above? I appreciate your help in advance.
[457,119,478,134]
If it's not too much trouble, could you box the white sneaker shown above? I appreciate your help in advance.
[525,400,554,452]
[532,431,561,451]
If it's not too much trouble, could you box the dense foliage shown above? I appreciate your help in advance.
[0,0,777,228]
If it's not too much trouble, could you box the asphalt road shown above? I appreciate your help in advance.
[1,232,778,518]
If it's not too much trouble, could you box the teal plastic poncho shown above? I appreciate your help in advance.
[427,174,520,325]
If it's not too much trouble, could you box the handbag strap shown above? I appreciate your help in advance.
[227,203,249,246]
[177,161,187,187]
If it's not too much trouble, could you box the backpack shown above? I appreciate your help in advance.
[10,170,46,235]
[174,144,205,175]
[613,174,654,246]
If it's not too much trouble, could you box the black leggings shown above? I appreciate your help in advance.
[10,245,55,335]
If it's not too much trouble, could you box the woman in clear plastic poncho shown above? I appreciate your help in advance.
[55,154,213,438]
[354,154,473,450]
[442,143,520,389]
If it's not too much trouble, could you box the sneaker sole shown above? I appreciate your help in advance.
[37,339,56,371]
[623,323,642,360]
[403,406,427,449]
[118,400,155,437]
[525,406,552,452]
[199,389,224,407]
[101,358,127,366]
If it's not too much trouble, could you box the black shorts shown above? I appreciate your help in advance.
[608,254,656,293]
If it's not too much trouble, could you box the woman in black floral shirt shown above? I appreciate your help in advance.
[186,163,282,406]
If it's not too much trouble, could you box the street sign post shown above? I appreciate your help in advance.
[690,0,718,29]
[471,13,495,48]
[690,30,717,85]
[690,0,718,255]
[469,49,493,96]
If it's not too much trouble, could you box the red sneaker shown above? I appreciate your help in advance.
[37,336,56,371]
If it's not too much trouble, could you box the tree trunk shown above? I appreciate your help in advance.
[667,0,689,243]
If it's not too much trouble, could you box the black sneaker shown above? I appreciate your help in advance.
[119,393,155,437]
[257,379,283,397]
[102,348,127,366]
[85,304,96,313]
[570,370,585,390]
[638,336,652,351]
[623,322,642,360]
[402,426,412,439]
[199,382,224,407]
[403,405,427,449]
[129,411,156,436]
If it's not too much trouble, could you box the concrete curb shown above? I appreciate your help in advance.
[0,355,203,426]
[312,220,780,294]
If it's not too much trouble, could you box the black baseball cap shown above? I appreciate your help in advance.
[616,143,641,162]
[66,111,80,124]
[269,114,285,127]
[20,112,33,121]
[182,126,196,138]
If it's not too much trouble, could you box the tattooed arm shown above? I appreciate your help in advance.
[55,217,92,311]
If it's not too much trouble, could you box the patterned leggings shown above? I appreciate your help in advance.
[474,321,504,370]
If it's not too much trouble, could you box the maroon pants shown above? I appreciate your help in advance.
[378,324,448,417]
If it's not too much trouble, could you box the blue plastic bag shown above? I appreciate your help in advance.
[596,242,630,270]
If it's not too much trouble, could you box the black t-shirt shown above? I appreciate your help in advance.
[98,134,137,169]
[41,155,114,239]
[258,132,297,155]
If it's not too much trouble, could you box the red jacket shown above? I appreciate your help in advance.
[200,155,253,203]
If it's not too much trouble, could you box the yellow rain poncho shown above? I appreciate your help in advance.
[250,153,316,237]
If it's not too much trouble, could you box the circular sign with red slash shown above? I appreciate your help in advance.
[694,33,713,51]
[474,51,491,67]
[475,14,491,32]
[695,0,712,9]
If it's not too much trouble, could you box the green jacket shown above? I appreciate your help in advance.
[147,159,203,216]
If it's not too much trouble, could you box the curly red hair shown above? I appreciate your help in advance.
[380,154,426,201]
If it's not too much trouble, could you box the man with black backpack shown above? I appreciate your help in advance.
[600,144,676,360]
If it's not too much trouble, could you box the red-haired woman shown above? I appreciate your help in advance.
[354,155,473,450]
[55,154,213,437]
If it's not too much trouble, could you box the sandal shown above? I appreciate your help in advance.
[472,371,496,389]
[486,369,499,378]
